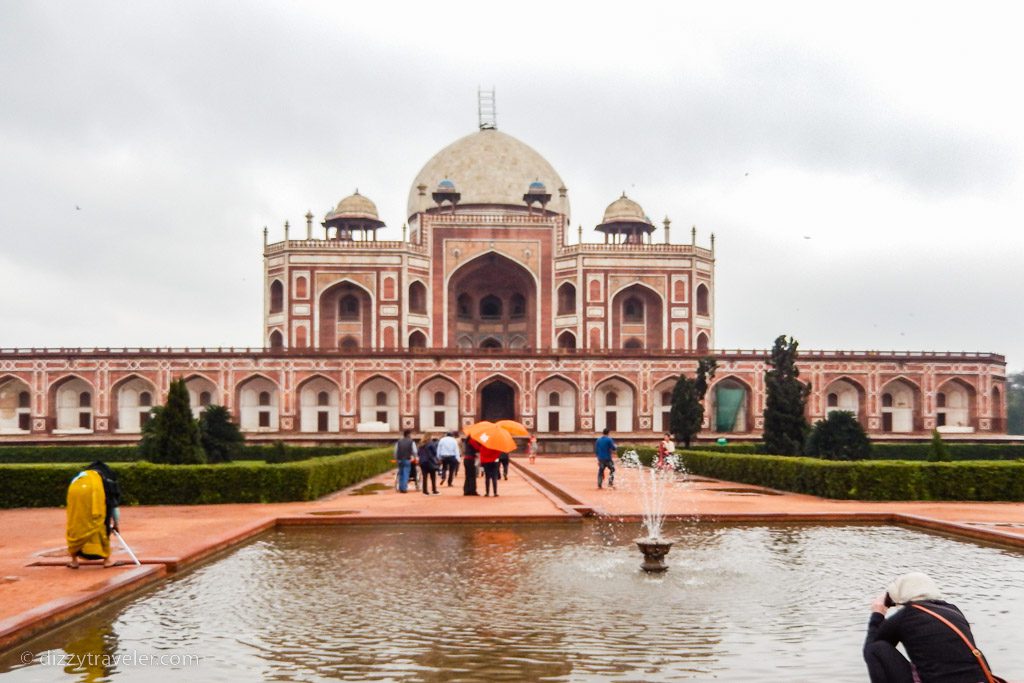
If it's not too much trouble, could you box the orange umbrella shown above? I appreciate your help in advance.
[463,421,518,453]
[495,419,529,437]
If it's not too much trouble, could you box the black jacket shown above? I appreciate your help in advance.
[865,600,989,683]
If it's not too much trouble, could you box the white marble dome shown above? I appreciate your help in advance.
[601,193,648,224]
[407,129,568,219]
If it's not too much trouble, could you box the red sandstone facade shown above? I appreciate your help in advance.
[0,127,1008,442]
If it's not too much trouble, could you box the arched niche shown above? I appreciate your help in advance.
[0,377,32,433]
[712,378,751,433]
[299,376,340,433]
[610,284,663,350]
[319,281,372,349]
[880,378,920,433]
[237,376,279,432]
[53,376,94,432]
[358,377,399,431]
[185,376,219,419]
[537,377,577,433]
[418,377,459,432]
[114,376,157,433]
[594,377,634,432]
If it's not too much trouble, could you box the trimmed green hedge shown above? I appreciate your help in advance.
[0,447,393,508]
[684,442,1024,461]
[679,451,1024,501]
[0,443,369,464]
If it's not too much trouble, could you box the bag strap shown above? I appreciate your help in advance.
[909,603,996,683]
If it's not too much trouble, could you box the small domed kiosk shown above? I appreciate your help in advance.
[323,191,385,241]
[597,193,655,245]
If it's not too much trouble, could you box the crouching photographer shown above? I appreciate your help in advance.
[864,572,1005,683]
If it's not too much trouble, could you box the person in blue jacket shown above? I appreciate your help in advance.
[595,428,616,489]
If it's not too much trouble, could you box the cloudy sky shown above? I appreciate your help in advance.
[2,1,1021,370]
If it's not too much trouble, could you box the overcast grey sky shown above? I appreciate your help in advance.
[2,1,1021,370]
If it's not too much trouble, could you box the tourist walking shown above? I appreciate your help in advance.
[480,447,501,496]
[462,437,479,496]
[66,461,122,569]
[437,431,461,486]
[595,428,616,489]
[394,430,417,493]
[863,572,1003,683]
[419,435,440,495]
[498,450,510,480]
[657,433,675,470]
[527,434,537,464]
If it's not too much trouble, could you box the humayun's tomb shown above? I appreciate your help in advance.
[0,116,1008,445]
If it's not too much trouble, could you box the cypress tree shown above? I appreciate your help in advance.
[140,378,206,464]
[198,405,245,463]
[669,357,717,448]
[763,335,811,455]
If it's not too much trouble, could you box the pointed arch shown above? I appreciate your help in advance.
[0,374,33,433]
[934,377,977,430]
[409,280,428,315]
[594,375,637,433]
[610,282,664,350]
[418,374,460,431]
[822,375,867,426]
[269,279,284,314]
[49,374,95,432]
[556,282,577,315]
[184,373,220,417]
[557,330,577,350]
[236,373,280,432]
[696,283,710,316]
[318,278,374,350]
[111,374,158,433]
[879,376,922,433]
[358,375,400,431]
[477,373,520,422]
[537,374,578,433]
[709,375,753,434]
[445,250,539,349]
[408,330,428,348]
[298,374,341,433]
[652,376,680,434]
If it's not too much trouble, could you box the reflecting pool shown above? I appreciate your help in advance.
[3,523,1023,681]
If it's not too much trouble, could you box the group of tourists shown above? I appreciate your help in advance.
[393,430,537,497]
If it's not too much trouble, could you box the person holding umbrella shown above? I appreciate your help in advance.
[495,419,529,480]
[463,421,519,497]
[462,436,479,496]
[480,444,502,496]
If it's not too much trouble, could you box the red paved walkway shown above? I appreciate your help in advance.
[3,456,1024,653]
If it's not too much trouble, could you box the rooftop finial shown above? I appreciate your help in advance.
[478,87,497,130]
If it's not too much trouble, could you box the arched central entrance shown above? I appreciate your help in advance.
[448,252,537,349]
[479,380,515,422]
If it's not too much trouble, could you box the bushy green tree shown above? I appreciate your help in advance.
[139,378,206,464]
[1007,371,1024,435]
[805,411,871,460]
[928,428,952,462]
[763,335,811,455]
[198,405,244,463]
[669,358,718,448]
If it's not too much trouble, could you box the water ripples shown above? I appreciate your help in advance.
[3,523,1024,682]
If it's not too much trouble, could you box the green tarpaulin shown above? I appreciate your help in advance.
[715,387,745,432]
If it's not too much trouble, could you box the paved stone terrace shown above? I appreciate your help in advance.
[3,456,1024,654]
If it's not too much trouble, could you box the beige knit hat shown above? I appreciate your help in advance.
[887,572,943,604]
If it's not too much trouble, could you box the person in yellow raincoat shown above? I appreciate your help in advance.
[66,461,121,568]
